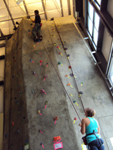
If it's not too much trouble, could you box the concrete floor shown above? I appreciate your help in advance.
[4,16,113,150]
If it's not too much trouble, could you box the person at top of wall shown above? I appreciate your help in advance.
[31,10,42,42]
[79,108,105,150]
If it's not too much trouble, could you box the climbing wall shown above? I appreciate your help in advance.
[4,16,113,150]
[3,17,80,150]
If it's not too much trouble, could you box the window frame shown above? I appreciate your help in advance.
[86,0,100,50]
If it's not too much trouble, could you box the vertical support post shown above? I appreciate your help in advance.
[73,0,76,17]
[23,0,30,19]
[85,0,88,28]
[3,0,17,30]
[41,0,47,20]
[60,0,63,17]
[67,0,71,15]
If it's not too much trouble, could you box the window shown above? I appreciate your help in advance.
[93,0,101,9]
[88,2,94,20]
[86,1,100,50]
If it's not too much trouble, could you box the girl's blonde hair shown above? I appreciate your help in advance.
[85,108,96,117]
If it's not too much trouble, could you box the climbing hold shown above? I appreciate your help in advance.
[64,48,67,50]
[67,83,71,86]
[63,41,66,44]
[54,116,58,124]
[39,130,43,134]
[58,62,61,65]
[70,73,74,77]
[45,101,48,109]
[73,118,77,123]
[30,59,34,63]
[59,52,63,56]
[24,144,29,150]
[18,130,20,134]
[73,101,79,106]
[38,110,40,113]
[41,89,47,94]
[12,122,14,126]
[40,60,43,66]
[16,100,19,104]
[5,134,7,138]
[57,46,59,48]
[38,110,42,115]
[51,17,54,21]
[32,91,34,93]
[33,71,37,76]
[54,43,56,46]
[69,66,72,70]
[67,83,73,88]
[79,91,83,97]
[46,63,48,67]
[12,76,14,78]
[79,91,83,94]
[40,143,44,148]
[44,75,48,81]
[25,139,28,144]
[28,30,30,32]
[58,62,63,66]
[65,74,70,79]
[81,82,83,86]
[67,54,70,59]
[70,94,73,97]
[45,101,48,105]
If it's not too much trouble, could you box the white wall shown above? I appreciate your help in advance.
[101,0,113,62]
[102,28,112,62]
[107,0,113,18]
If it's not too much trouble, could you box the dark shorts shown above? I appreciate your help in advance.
[88,138,105,150]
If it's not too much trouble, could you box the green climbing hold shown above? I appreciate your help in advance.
[58,61,61,65]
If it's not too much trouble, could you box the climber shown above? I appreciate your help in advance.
[31,10,42,42]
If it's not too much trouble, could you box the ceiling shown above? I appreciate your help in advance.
[0,0,74,36]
